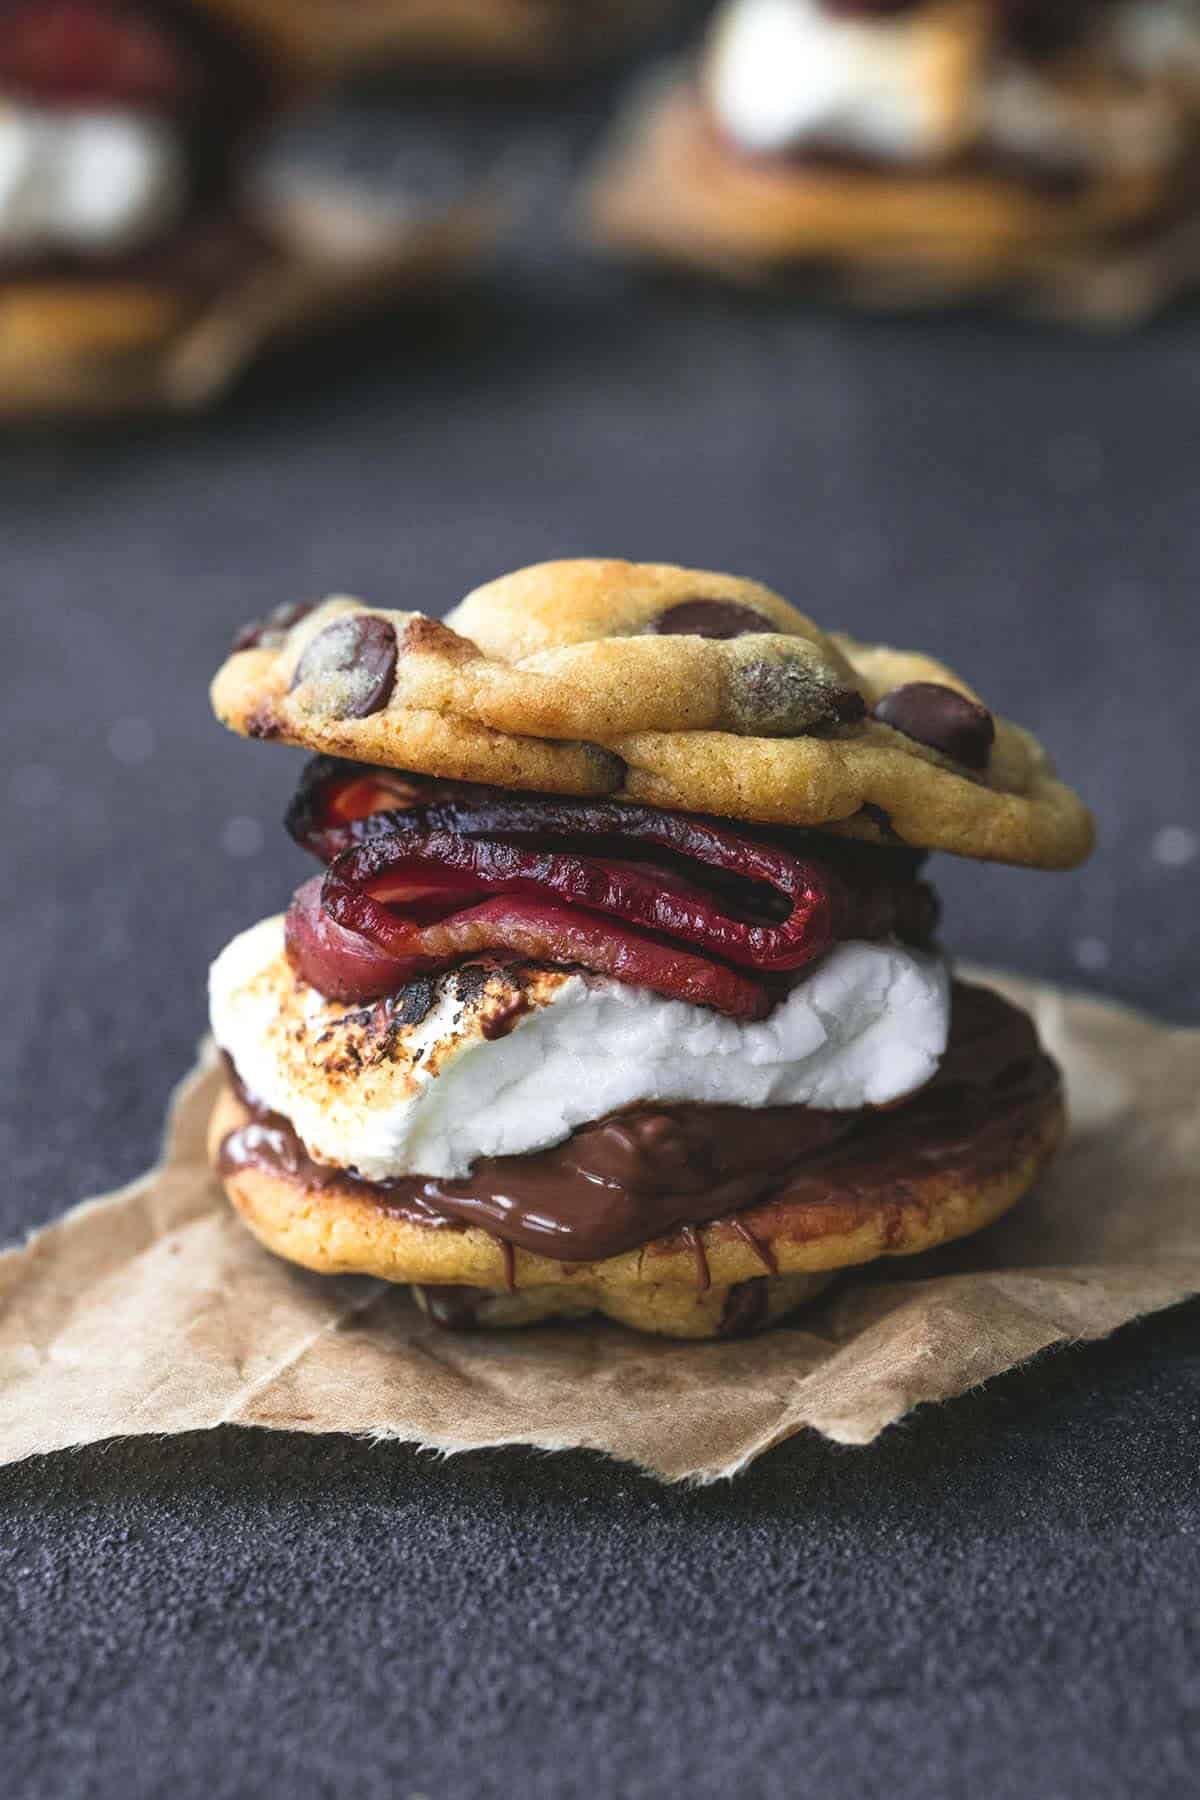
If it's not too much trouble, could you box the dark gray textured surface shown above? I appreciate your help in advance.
[2,77,1200,1800]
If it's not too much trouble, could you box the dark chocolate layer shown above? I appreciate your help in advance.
[218,980,1059,1265]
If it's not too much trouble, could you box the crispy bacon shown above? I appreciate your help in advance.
[0,3,198,109]
[283,876,409,1005]
[0,2,273,127]
[283,759,937,1020]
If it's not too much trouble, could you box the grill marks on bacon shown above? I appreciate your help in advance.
[283,760,936,1020]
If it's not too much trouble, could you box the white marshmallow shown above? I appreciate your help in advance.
[706,0,1188,176]
[0,99,186,258]
[706,0,970,162]
[209,915,951,1182]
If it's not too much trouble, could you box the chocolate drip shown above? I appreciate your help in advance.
[680,1224,711,1292]
[218,983,1058,1268]
[730,1215,777,1275]
[494,1235,516,1292]
[719,1279,770,1339]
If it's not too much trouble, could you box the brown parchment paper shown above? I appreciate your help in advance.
[2,969,1198,1482]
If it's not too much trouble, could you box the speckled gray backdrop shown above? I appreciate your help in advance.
[2,74,1199,1800]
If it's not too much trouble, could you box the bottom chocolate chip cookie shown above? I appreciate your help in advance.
[206,977,1064,1341]
[411,1273,834,1339]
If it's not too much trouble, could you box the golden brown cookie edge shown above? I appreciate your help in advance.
[207,1075,1064,1305]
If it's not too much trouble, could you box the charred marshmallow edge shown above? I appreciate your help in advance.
[209,916,952,1182]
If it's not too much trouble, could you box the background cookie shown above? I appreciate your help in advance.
[582,0,1200,324]
[584,77,1176,301]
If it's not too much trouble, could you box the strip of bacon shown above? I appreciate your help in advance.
[285,873,771,1016]
[0,2,210,110]
[284,875,406,1005]
[283,759,936,1019]
[0,2,273,129]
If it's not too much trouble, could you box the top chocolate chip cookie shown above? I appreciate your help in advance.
[211,559,1094,869]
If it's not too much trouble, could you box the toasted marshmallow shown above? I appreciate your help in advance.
[209,915,951,1181]
[706,0,1184,177]
[705,0,979,163]
[0,99,186,258]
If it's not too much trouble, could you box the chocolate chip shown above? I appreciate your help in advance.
[652,598,776,639]
[832,687,868,724]
[580,742,627,790]
[718,1277,770,1339]
[728,649,866,736]
[858,801,907,845]
[417,1285,483,1331]
[231,599,316,654]
[290,615,397,719]
[872,682,994,770]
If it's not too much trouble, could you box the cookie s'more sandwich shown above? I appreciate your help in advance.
[0,2,501,419]
[586,0,1200,319]
[207,561,1093,1340]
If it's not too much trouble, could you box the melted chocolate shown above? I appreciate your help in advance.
[730,1215,777,1273]
[647,600,866,730]
[729,653,866,731]
[650,598,776,638]
[872,683,995,770]
[219,982,1058,1269]
[290,616,398,719]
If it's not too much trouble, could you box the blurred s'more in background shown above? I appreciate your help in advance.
[0,1,682,420]
[586,0,1200,321]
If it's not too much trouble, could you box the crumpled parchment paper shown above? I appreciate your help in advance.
[2,970,1196,1481]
